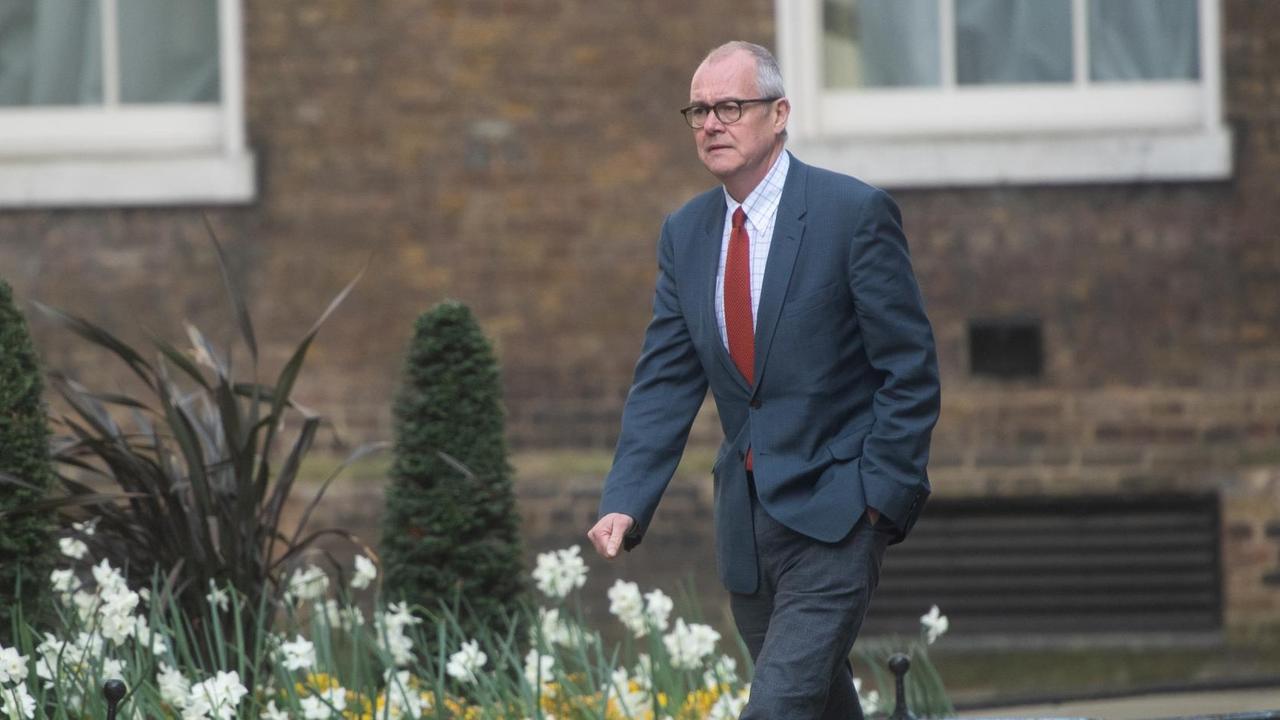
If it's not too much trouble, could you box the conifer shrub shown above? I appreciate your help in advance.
[381,301,526,639]
[0,279,55,639]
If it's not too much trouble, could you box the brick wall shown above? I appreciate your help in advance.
[2,0,1279,631]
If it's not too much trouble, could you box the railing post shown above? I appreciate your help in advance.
[888,653,915,720]
[103,679,125,720]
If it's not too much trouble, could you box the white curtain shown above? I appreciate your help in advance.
[0,0,218,107]
[824,0,940,88]
[0,1,102,106]
[956,0,1074,84]
[1090,0,1199,81]
[119,0,220,103]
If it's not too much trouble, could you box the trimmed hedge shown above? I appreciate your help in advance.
[0,279,55,640]
[380,301,526,639]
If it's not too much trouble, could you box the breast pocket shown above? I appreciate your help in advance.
[779,281,845,319]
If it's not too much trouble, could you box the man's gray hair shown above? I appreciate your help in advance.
[703,41,786,98]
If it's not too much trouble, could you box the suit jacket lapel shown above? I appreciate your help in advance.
[751,156,808,395]
[699,194,752,393]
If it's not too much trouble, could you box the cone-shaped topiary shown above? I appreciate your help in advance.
[381,301,526,640]
[0,279,55,640]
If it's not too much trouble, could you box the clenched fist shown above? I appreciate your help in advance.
[587,513,635,559]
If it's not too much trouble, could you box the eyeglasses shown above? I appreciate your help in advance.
[679,97,780,129]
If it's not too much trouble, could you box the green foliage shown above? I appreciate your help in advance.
[7,544,764,720]
[381,301,527,643]
[0,279,55,641]
[854,636,955,718]
[0,226,377,683]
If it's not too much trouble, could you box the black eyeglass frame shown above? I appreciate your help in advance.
[679,97,781,129]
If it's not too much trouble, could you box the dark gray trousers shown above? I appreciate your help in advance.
[732,476,890,720]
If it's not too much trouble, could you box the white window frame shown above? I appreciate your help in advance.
[777,0,1232,187]
[0,0,254,207]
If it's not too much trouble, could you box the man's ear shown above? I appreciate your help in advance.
[773,97,791,135]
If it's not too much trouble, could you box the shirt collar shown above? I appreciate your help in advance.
[723,150,790,226]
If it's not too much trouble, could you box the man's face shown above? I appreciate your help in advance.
[688,51,789,188]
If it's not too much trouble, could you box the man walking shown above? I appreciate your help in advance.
[587,41,940,719]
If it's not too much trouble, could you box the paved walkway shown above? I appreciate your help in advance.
[959,688,1280,719]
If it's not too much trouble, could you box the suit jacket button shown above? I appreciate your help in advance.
[750,398,762,409]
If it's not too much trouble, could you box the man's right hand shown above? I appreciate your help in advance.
[587,513,636,559]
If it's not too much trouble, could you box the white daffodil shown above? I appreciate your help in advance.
[322,599,364,632]
[286,565,329,603]
[101,657,125,681]
[0,682,36,720]
[261,699,290,720]
[34,634,69,682]
[643,589,674,634]
[279,635,316,672]
[383,669,426,719]
[608,580,645,632]
[70,590,97,625]
[300,694,333,719]
[445,639,486,685]
[382,602,420,632]
[134,617,169,657]
[50,568,80,595]
[532,545,588,599]
[702,655,738,689]
[157,663,191,709]
[299,686,346,719]
[206,580,231,612]
[91,559,128,597]
[71,630,105,662]
[523,648,556,696]
[632,653,655,692]
[0,646,28,684]
[708,686,749,720]
[59,537,88,560]
[98,589,140,645]
[181,696,213,720]
[920,604,949,644]
[187,670,248,720]
[351,555,377,590]
[662,619,720,670]
[375,603,421,667]
[607,581,673,638]
[531,607,578,648]
[608,666,651,718]
[855,677,882,716]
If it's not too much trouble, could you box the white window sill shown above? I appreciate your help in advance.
[788,126,1233,188]
[0,152,256,208]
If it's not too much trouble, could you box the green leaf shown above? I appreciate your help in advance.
[31,301,157,392]
[150,332,214,392]
[205,213,258,363]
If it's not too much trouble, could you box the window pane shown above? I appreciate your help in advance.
[119,0,219,103]
[1090,0,1199,81]
[0,0,102,106]
[824,0,940,88]
[957,0,1073,85]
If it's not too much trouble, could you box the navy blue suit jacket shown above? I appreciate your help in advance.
[599,153,941,594]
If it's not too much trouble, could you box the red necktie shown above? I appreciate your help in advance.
[725,207,754,470]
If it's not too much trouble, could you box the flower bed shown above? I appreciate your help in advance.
[1,528,952,719]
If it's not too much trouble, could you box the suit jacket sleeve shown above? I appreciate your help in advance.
[598,215,709,550]
[848,188,941,539]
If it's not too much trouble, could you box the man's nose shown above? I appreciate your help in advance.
[702,112,726,133]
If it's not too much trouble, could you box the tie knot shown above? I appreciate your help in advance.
[732,207,747,230]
